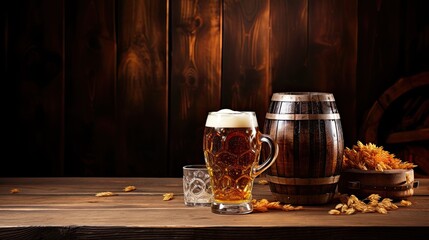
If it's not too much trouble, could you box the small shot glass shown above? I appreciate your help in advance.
[183,165,212,207]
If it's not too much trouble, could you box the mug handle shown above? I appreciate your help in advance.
[252,133,279,177]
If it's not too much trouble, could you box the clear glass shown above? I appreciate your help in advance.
[183,165,212,207]
[203,109,279,214]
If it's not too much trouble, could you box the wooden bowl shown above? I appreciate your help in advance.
[338,169,419,200]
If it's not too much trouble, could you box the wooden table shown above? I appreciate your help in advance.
[0,177,428,240]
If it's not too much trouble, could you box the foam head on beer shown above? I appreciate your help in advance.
[205,109,258,128]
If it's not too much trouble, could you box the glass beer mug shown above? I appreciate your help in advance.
[203,109,279,214]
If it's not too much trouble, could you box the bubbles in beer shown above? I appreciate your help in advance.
[203,109,261,203]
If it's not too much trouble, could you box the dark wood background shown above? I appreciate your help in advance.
[2,0,428,177]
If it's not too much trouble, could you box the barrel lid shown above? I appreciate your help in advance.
[271,92,335,102]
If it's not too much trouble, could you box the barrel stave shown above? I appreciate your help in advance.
[264,92,344,204]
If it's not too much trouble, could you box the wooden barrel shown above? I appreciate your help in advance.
[338,169,418,200]
[263,92,344,204]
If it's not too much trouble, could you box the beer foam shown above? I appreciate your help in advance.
[205,109,258,128]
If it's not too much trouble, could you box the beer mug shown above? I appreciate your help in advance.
[203,109,279,214]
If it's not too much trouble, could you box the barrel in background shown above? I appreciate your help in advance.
[263,92,344,204]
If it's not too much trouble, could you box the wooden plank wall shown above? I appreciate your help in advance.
[2,0,428,177]
[4,0,65,177]
[169,0,221,173]
[116,0,168,176]
[65,0,117,176]
[357,0,429,136]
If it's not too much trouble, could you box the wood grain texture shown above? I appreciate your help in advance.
[356,0,429,177]
[356,0,429,142]
[169,0,222,175]
[65,0,116,176]
[222,0,271,127]
[3,0,64,177]
[308,0,357,147]
[264,93,344,204]
[270,0,308,92]
[2,0,429,178]
[269,0,357,147]
[0,178,428,240]
[361,72,429,176]
[117,0,168,176]
[357,0,403,115]
[386,129,429,144]
[362,72,429,143]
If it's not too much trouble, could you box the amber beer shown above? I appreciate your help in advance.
[203,109,278,214]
